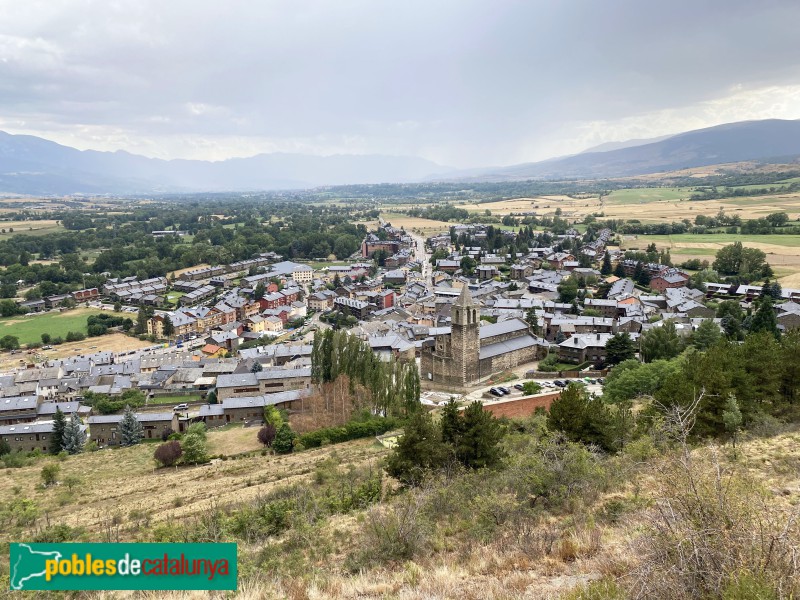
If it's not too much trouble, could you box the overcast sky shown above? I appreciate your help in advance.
[2,0,800,168]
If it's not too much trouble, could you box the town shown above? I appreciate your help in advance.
[2,210,798,456]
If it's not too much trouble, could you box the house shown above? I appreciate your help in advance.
[383,270,407,286]
[215,367,312,401]
[333,296,371,320]
[0,395,40,426]
[0,420,87,453]
[200,389,311,427]
[650,269,691,293]
[88,413,178,446]
[308,291,335,311]
[558,333,615,365]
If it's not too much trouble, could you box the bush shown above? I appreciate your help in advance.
[273,424,296,454]
[298,417,399,449]
[161,427,175,442]
[65,331,85,343]
[360,492,430,563]
[41,463,60,486]
[154,441,182,467]
[257,424,276,447]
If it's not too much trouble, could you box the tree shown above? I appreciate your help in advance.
[525,307,540,335]
[386,410,448,485]
[257,424,277,447]
[599,252,612,275]
[206,389,218,405]
[0,437,10,456]
[640,320,683,362]
[713,242,767,277]
[154,440,182,467]
[113,301,122,313]
[557,277,579,303]
[750,296,779,339]
[119,405,144,446]
[439,399,464,449]
[250,361,264,373]
[61,413,86,455]
[613,263,626,278]
[605,332,636,365]
[135,307,150,335]
[254,281,266,300]
[49,407,67,454]
[41,333,52,345]
[162,315,175,338]
[547,384,614,451]
[41,463,60,487]
[522,381,542,395]
[0,335,20,350]
[692,319,722,350]
[273,423,296,454]
[181,423,208,464]
[459,256,476,276]
[263,405,284,430]
[456,401,505,469]
[722,393,743,451]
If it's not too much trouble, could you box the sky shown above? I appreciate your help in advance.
[2,0,800,168]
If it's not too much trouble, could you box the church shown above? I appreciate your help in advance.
[420,285,547,390]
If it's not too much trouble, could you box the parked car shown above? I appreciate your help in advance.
[489,387,505,397]
[553,380,567,388]
[173,403,189,412]
[498,386,511,394]
[513,383,525,391]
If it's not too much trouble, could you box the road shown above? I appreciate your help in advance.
[408,230,433,289]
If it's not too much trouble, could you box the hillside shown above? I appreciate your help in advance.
[0,131,451,194]
[2,418,800,599]
[464,119,800,181]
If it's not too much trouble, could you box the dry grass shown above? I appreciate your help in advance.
[168,264,211,279]
[380,213,453,233]
[0,435,387,536]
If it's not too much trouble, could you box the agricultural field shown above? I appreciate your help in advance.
[0,219,64,239]
[380,212,453,232]
[167,263,210,279]
[621,232,800,286]
[604,187,691,204]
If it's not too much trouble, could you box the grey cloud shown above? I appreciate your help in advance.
[1,0,799,166]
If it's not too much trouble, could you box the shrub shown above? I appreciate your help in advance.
[257,424,276,447]
[298,417,399,449]
[273,424,296,454]
[361,491,430,563]
[154,441,182,467]
[41,463,60,486]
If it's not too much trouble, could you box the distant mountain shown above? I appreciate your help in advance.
[0,131,452,195]
[579,134,675,154]
[464,119,800,181]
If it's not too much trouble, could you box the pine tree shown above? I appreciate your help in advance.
[600,252,612,275]
[386,410,447,485]
[456,401,505,469]
[605,332,636,365]
[750,295,779,339]
[49,407,67,454]
[613,262,626,278]
[548,384,614,451]
[162,315,174,338]
[119,405,144,446]
[440,399,464,449]
[61,413,87,455]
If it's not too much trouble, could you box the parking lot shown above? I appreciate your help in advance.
[466,378,604,403]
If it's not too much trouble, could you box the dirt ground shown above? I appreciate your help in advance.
[0,333,153,372]
[168,264,210,279]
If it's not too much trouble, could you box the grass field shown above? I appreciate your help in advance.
[0,308,125,345]
[147,394,203,406]
[604,187,691,204]
[622,232,800,286]
[0,219,65,239]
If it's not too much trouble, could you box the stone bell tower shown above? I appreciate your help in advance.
[450,284,480,385]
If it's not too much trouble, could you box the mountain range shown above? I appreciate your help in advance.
[1,119,800,195]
